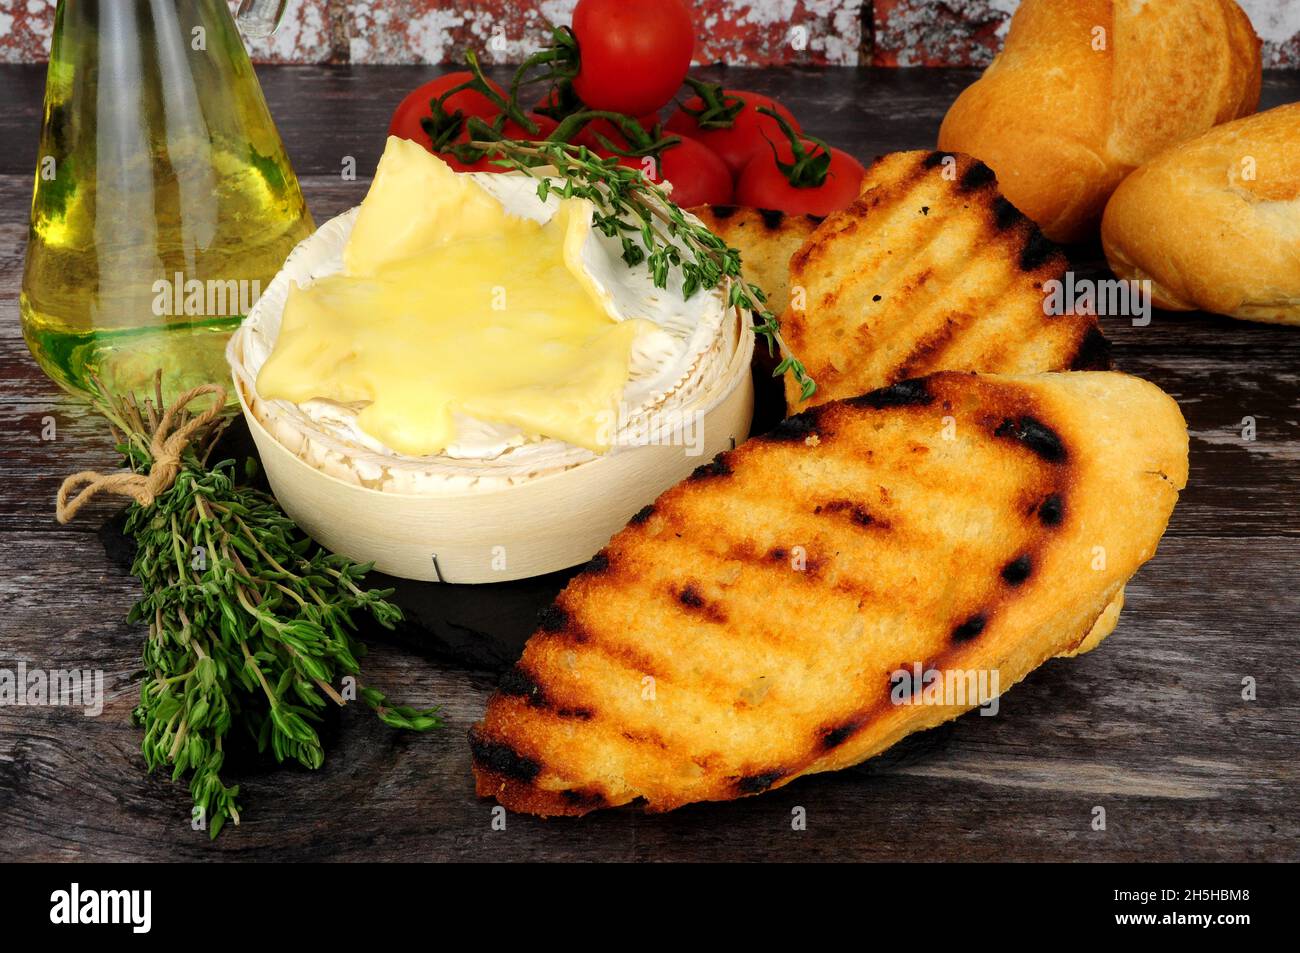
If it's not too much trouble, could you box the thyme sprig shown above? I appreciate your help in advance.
[466,137,817,400]
[89,377,441,838]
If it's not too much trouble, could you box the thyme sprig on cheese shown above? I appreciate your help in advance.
[463,134,817,401]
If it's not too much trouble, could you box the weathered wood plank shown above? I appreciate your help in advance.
[1,528,1295,861]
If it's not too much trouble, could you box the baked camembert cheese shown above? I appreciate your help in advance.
[227,136,753,582]
[260,137,674,456]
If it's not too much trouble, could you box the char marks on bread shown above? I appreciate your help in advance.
[781,150,1107,414]
[471,370,1188,816]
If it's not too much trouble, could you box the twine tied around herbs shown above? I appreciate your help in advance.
[55,383,228,524]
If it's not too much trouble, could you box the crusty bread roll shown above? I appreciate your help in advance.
[1102,103,1300,325]
[938,0,1261,243]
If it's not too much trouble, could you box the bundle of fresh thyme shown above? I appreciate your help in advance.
[62,377,440,838]
[460,135,818,401]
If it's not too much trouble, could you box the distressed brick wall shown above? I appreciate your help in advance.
[347,1,865,66]
[1,0,1296,68]
[873,0,1300,68]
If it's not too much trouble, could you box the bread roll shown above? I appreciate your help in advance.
[938,0,1261,243]
[1101,103,1300,325]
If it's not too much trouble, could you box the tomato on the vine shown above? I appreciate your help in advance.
[388,72,507,149]
[570,0,695,117]
[734,108,866,216]
[666,87,802,179]
[736,140,865,216]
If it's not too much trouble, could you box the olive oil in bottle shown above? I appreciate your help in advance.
[20,0,314,404]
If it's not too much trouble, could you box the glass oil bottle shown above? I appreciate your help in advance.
[20,0,314,404]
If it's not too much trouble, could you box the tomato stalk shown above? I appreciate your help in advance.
[419,93,474,151]
[756,106,833,190]
[506,26,581,112]
[677,78,745,129]
[443,115,534,165]
[422,49,545,150]
[534,78,585,122]
[427,30,589,157]
[555,111,680,157]
[447,109,680,170]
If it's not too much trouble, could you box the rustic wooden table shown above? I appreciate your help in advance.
[1,65,1297,862]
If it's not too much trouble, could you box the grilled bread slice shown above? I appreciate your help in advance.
[690,204,823,317]
[471,370,1188,816]
[783,151,1109,414]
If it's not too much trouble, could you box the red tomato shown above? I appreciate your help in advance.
[389,72,508,149]
[599,137,732,208]
[438,113,559,173]
[735,139,865,216]
[666,90,802,179]
[570,0,694,117]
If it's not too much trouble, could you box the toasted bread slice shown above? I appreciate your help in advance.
[471,371,1188,816]
[783,151,1109,413]
[690,204,823,317]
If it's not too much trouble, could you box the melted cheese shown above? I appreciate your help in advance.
[256,137,647,456]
